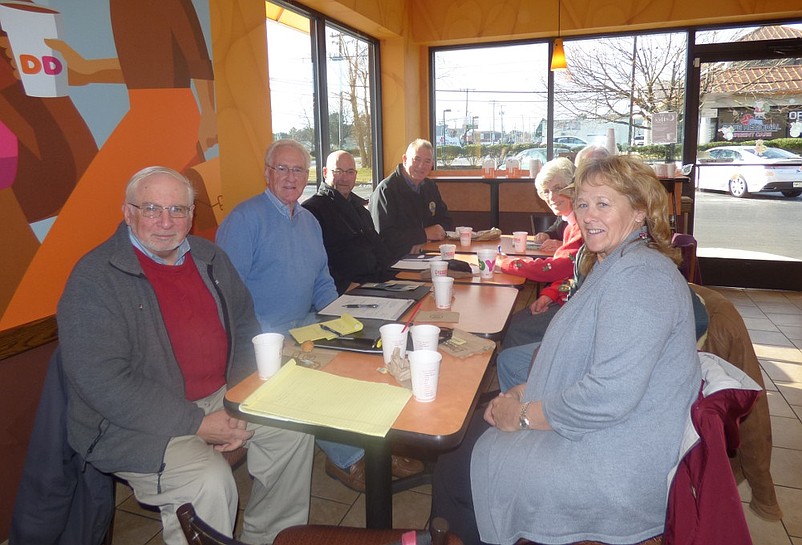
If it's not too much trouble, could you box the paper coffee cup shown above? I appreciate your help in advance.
[457,226,473,247]
[252,332,284,379]
[432,276,454,309]
[409,350,442,402]
[411,324,440,351]
[477,249,497,278]
[512,231,528,253]
[430,260,449,278]
[439,243,456,260]
[379,323,408,364]
[0,2,67,97]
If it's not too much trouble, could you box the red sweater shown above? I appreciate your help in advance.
[136,250,228,401]
[499,219,582,305]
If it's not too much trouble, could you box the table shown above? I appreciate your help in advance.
[394,254,526,287]
[421,235,554,257]
[224,284,518,529]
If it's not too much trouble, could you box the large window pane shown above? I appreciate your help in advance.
[326,25,375,196]
[432,44,549,169]
[555,32,687,162]
[266,5,315,184]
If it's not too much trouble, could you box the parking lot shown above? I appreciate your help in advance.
[694,189,802,261]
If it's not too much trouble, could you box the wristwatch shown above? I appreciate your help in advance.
[518,401,532,430]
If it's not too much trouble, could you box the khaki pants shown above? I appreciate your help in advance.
[117,387,314,545]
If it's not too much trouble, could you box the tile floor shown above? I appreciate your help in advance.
[16,287,802,545]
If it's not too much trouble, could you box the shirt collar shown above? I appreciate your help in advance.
[264,188,297,218]
[563,211,577,225]
[401,167,422,194]
[128,226,191,265]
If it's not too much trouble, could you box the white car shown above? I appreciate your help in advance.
[695,146,802,198]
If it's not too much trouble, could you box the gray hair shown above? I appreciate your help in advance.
[535,157,574,193]
[406,138,433,157]
[125,166,195,204]
[574,144,611,167]
[265,139,312,170]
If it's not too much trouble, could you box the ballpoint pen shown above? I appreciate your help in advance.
[343,304,379,308]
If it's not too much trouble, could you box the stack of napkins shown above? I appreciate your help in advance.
[289,314,363,344]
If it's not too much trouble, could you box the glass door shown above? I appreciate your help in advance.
[686,24,802,290]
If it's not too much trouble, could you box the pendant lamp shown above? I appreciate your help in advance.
[550,0,568,71]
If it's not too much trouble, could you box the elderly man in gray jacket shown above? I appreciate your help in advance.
[57,166,313,545]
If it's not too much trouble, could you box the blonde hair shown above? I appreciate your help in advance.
[574,155,679,275]
[535,157,574,196]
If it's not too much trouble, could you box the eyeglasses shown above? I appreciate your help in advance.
[128,203,193,218]
[332,168,357,176]
[268,165,308,177]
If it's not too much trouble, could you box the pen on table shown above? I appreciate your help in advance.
[343,304,379,308]
[401,299,425,333]
[319,323,352,339]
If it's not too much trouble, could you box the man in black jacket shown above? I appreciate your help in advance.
[369,139,454,261]
[303,150,395,294]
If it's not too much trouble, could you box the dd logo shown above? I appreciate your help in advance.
[19,54,63,76]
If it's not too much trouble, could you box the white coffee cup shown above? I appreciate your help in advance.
[379,323,408,364]
[430,260,449,278]
[252,333,284,379]
[457,226,473,247]
[408,350,442,402]
[411,324,441,351]
[0,3,67,98]
[512,231,528,253]
[439,243,456,260]
[477,248,497,278]
[432,276,455,309]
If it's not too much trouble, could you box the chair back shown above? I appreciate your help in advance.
[177,503,246,545]
[672,233,701,285]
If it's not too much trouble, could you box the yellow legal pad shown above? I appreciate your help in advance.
[239,359,412,437]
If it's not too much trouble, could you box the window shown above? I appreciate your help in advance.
[431,30,688,171]
[266,2,381,197]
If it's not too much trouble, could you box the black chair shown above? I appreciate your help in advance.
[177,502,247,545]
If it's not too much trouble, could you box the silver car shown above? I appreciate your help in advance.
[696,146,802,198]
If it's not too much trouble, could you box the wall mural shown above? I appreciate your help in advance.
[0,0,222,331]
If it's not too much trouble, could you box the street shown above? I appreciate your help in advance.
[694,190,802,261]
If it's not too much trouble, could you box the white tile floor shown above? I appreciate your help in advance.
[29,287,802,545]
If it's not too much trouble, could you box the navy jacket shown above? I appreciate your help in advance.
[10,348,114,545]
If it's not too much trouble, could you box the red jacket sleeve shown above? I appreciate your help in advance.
[499,222,582,282]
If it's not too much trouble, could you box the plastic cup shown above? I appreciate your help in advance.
[439,243,456,260]
[252,333,284,379]
[408,350,442,402]
[411,324,441,351]
[0,3,67,97]
[379,323,408,364]
[477,248,497,278]
[457,226,473,247]
[512,231,528,253]
[432,276,454,309]
[430,260,449,278]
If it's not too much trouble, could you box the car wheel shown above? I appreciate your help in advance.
[728,176,749,198]
[781,189,802,198]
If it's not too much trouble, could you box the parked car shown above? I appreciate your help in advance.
[553,136,588,148]
[695,146,802,198]
[497,146,572,171]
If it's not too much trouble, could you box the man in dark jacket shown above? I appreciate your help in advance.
[303,150,395,294]
[56,166,313,545]
[369,139,454,261]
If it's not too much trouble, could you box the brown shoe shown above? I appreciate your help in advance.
[391,455,424,478]
[325,457,365,492]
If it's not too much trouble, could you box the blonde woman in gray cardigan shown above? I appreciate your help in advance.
[433,156,700,545]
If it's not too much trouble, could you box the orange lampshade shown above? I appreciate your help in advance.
[550,38,567,71]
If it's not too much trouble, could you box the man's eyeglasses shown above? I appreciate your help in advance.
[268,165,308,176]
[128,203,193,219]
[332,168,357,176]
